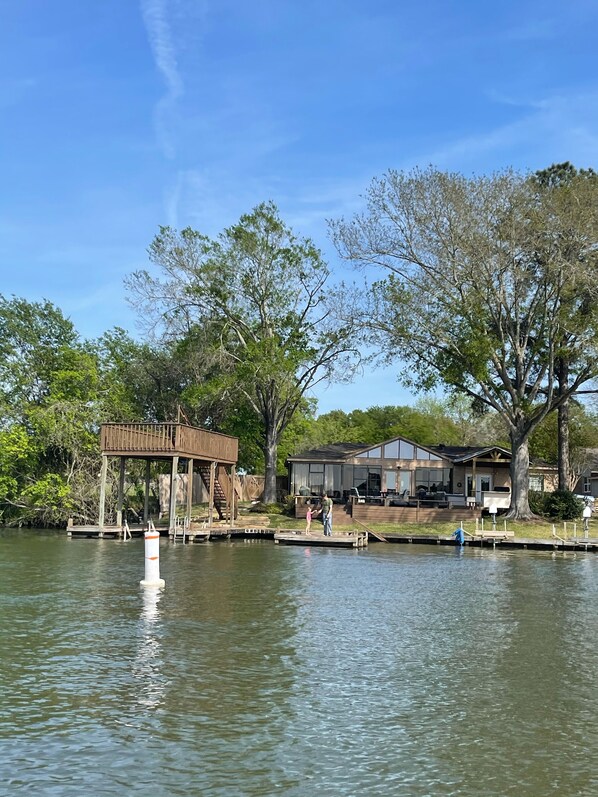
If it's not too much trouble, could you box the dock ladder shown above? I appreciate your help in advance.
[173,515,189,544]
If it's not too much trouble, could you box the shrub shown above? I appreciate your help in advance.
[543,490,584,520]
[528,490,548,516]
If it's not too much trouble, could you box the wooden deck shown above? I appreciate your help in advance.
[101,422,238,464]
[67,523,151,539]
[274,530,368,548]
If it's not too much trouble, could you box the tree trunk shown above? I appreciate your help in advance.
[506,425,534,519]
[557,400,570,491]
[262,424,278,504]
[557,359,570,491]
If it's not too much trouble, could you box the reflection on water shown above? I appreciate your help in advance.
[131,587,165,712]
[0,531,597,796]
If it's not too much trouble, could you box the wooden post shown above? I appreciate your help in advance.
[187,458,194,523]
[98,454,108,529]
[117,456,126,527]
[230,465,236,529]
[471,457,477,501]
[208,461,216,526]
[143,459,151,524]
[169,456,179,533]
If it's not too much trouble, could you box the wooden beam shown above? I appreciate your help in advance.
[143,459,150,523]
[98,454,108,529]
[116,456,126,527]
[208,461,216,526]
[169,456,179,533]
[187,458,194,521]
[230,465,236,529]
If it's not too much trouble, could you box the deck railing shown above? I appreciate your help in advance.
[101,423,238,464]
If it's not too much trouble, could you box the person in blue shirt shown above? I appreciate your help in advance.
[452,527,465,546]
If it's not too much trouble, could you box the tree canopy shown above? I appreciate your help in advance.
[127,201,361,502]
[331,166,598,518]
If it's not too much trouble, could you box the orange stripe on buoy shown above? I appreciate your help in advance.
[147,556,159,560]
[145,533,160,539]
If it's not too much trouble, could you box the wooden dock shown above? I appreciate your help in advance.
[67,523,149,540]
[274,530,368,548]
[169,526,274,543]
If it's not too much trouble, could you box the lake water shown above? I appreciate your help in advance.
[1,530,597,796]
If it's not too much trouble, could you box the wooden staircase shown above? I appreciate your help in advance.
[198,465,229,520]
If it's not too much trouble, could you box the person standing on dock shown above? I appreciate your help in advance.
[305,502,314,534]
[321,492,333,536]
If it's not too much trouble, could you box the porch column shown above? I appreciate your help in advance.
[169,456,179,533]
[187,458,194,521]
[98,454,108,529]
[143,459,151,523]
[471,457,477,498]
[116,456,126,527]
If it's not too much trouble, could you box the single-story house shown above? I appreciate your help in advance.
[573,448,598,498]
[287,435,557,515]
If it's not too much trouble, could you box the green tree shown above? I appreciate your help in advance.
[331,167,598,519]
[0,296,102,524]
[532,163,598,490]
[127,201,361,502]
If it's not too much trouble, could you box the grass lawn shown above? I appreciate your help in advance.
[192,502,591,541]
[256,513,590,541]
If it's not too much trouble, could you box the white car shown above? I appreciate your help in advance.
[575,494,595,504]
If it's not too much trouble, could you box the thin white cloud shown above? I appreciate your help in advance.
[140,0,184,158]
[422,90,598,172]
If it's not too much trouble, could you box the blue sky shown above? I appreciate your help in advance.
[1,0,597,414]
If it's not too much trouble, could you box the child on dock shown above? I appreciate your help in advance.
[305,503,314,534]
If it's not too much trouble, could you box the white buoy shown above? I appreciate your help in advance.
[140,530,165,588]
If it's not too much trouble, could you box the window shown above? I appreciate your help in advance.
[309,463,324,494]
[399,441,414,459]
[416,447,430,460]
[384,470,397,492]
[583,475,591,494]
[357,446,382,459]
[415,468,451,492]
[292,463,309,494]
[367,469,381,495]
[529,475,544,491]
[324,464,342,498]
[384,440,399,458]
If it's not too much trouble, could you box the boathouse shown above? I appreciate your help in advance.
[98,422,239,533]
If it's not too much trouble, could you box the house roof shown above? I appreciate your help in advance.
[287,438,556,471]
[429,444,512,463]
[287,442,369,461]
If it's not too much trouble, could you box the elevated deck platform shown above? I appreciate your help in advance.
[101,422,238,463]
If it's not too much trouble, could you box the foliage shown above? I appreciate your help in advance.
[542,490,584,521]
[331,166,598,519]
[291,400,491,456]
[527,490,546,517]
[529,403,598,464]
[127,201,362,502]
[0,297,157,525]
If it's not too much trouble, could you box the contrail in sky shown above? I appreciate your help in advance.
[140,0,184,158]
